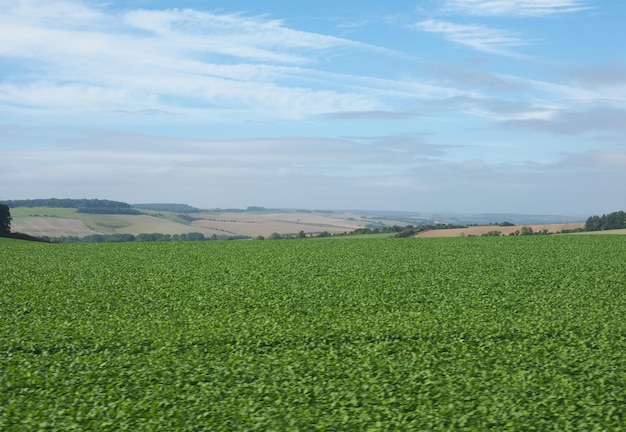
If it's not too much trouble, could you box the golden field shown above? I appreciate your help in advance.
[414,223,585,237]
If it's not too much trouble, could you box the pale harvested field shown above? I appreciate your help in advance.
[103,215,226,236]
[12,217,98,237]
[13,215,230,237]
[415,223,585,238]
[191,212,367,237]
[13,211,593,239]
[12,211,371,238]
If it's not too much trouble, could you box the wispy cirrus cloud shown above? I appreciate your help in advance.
[501,106,626,135]
[323,111,421,120]
[122,8,370,64]
[0,0,416,121]
[415,20,528,57]
[443,0,590,17]
[416,1,590,58]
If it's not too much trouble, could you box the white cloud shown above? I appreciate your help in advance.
[0,0,621,215]
[443,0,590,17]
[415,20,528,57]
[1,0,109,28]
[123,8,362,58]
[0,83,131,109]
[501,107,626,135]
[0,0,416,121]
[1,126,622,214]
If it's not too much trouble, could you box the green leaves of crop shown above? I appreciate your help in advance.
[1,236,625,430]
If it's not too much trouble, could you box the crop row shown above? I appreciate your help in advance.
[1,235,625,430]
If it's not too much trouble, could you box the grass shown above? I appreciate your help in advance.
[310,232,396,239]
[73,214,132,231]
[10,207,78,218]
[0,237,24,244]
[1,235,625,430]
[582,228,626,235]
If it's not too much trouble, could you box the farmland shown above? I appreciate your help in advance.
[414,223,585,238]
[1,235,625,430]
[9,208,373,238]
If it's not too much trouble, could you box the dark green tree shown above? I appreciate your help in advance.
[0,203,11,236]
[585,215,601,231]
[585,211,626,231]
[186,232,206,241]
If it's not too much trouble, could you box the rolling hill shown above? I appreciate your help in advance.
[6,199,588,240]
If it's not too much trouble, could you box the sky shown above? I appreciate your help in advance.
[1,0,625,215]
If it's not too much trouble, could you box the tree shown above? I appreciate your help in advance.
[585,215,601,231]
[520,226,534,236]
[585,211,626,231]
[186,232,206,241]
[0,203,11,236]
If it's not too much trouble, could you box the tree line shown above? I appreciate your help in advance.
[43,232,251,243]
[584,211,626,232]
[3,198,141,215]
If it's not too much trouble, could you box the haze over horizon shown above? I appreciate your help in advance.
[1,0,625,216]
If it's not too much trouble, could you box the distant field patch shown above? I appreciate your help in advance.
[109,215,228,236]
[583,228,626,235]
[415,223,585,237]
[10,207,77,218]
[191,211,367,237]
[10,208,228,237]
[10,216,97,237]
[75,214,132,232]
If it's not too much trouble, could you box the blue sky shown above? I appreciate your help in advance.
[1,0,625,215]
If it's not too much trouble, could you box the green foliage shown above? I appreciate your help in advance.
[394,223,466,238]
[520,226,534,236]
[132,203,200,213]
[4,198,140,215]
[8,207,78,218]
[585,211,626,231]
[1,236,626,430]
[0,203,11,235]
[0,204,47,242]
[315,230,331,238]
[48,232,246,243]
[176,214,199,224]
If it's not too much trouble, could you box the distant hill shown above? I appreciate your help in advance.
[444,213,585,226]
[5,198,591,240]
[8,206,372,239]
[132,203,201,213]
[346,211,585,227]
[5,198,140,215]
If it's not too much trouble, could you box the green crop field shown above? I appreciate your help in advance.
[1,236,625,430]
[10,207,79,218]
